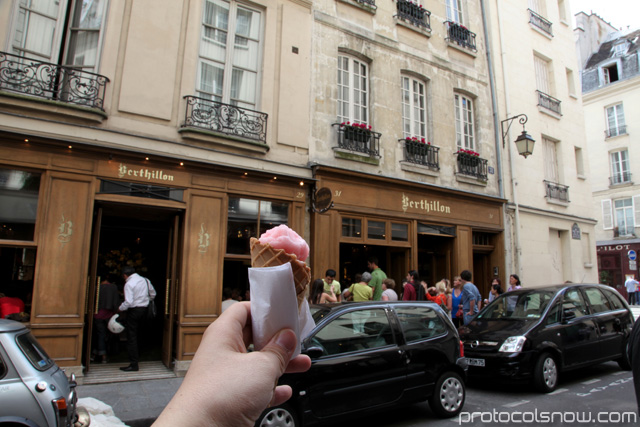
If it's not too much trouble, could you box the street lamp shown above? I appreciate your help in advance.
[501,114,535,158]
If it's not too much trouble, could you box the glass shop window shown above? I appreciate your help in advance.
[226,197,289,255]
[0,169,41,241]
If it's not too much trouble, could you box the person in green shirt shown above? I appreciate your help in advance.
[322,269,341,302]
[367,256,387,301]
[344,272,373,302]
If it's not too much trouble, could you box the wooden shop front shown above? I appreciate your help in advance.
[0,137,308,378]
[310,167,506,298]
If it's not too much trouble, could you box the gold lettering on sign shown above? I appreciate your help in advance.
[57,214,73,247]
[118,163,175,182]
[401,193,451,214]
[334,190,342,197]
[198,223,210,253]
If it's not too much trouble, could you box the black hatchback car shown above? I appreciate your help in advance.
[459,283,633,392]
[256,301,467,426]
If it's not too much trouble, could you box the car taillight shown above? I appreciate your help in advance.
[52,397,68,426]
[459,340,464,358]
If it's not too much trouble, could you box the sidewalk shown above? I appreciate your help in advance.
[77,377,184,426]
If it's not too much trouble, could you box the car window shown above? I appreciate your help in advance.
[479,291,554,320]
[16,332,54,371]
[583,288,611,313]
[0,352,7,379]
[395,306,446,342]
[562,289,589,319]
[545,303,562,325]
[310,308,394,356]
[601,288,625,310]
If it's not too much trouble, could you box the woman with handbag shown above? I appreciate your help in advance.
[450,276,464,328]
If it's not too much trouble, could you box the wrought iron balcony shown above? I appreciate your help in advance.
[537,90,562,115]
[455,152,488,180]
[0,51,109,110]
[182,95,268,144]
[605,125,627,138]
[610,172,632,185]
[395,0,431,30]
[614,227,636,238]
[544,180,569,202]
[333,123,381,157]
[403,139,439,169]
[444,21,476,51]
[528,9,553,36]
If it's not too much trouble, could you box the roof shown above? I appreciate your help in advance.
[585,29,640,69]
[0,319,28,333]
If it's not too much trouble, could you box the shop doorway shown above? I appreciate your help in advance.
[417,234,453,287]
[338,243,408,293]
[84,202,182,372]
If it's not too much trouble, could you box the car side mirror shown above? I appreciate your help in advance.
[562,308,576,323]
[303,346,324,359]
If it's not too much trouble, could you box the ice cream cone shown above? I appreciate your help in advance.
[250,237,311,308]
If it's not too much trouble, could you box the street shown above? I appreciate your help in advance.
[334,361,637,427]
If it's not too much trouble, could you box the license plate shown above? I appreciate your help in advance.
[467,358,485,367]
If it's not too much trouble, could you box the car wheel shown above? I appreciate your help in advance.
[533,352,558,393]
[256,403,298,427]
[617,340,632,370]
[428,371,465,418]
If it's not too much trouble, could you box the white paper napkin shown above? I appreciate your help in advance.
[249,263,315,358]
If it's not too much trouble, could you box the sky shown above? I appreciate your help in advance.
[569,0,640,31]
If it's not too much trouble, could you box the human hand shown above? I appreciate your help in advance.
[153,302,311,427]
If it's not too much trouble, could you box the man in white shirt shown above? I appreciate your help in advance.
[625,276,639,305]
[119,266,156,372]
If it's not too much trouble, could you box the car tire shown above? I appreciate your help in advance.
[533,352,558,393]
[617,340,632,370]
[256,403,298,427]
[428,371,465,418]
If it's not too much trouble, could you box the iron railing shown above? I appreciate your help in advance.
[403,139,439,169]
[0,51,109,110]
[444,21,477,51]
[182,95,268,144]
[605,125,627,138]
[544,180,570,202]
[456,153,488,180]
[528,9,553,36]
[354,0,376,9]
[395,0,431,30]
[333,123,381,157]
[610,172,632,185]
[537,90,562,115]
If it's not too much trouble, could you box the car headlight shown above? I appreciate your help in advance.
[499,336,526,353]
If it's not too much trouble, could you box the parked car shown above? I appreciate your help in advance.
[0,319,88,426]
[256,301,467,427]
[459,283,633,393]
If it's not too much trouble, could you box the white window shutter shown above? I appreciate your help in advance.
[634,196,640,227]
[602,199,613,230]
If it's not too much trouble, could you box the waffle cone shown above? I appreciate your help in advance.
[250,237,311,309]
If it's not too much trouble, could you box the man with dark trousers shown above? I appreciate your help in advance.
[119,266,156,372]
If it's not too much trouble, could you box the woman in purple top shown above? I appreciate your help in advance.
[507,274,522,292]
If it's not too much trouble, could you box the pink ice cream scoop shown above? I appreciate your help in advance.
[259,224,309,261]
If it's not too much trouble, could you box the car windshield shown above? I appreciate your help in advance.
[16,332,55,371]
[478,290,556,320]
[311,306,331,323]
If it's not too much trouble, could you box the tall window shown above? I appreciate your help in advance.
[610,150,630,184]
[614,198,634,236]
[454,94,474,150]
[528,0,546,16]
[557,0,567,21]
[543,137,559,183]
[606,103,626,137]
[574,147,584,177]
[566,68,576,97]
[401,76,426,139]
[446,0,463,23]
[10,0,107,71]
[534,55,552,95]
[198,0,262,110]
[602,63,619,84]
[337,55,369,124]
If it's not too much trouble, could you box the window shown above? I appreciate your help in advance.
[534,54,552,95]
[614,198,634,236]
[603,63,619,84]
[602,287,625,310]
[10,0,107,72]
[610,150,630,184]
[337,55,369,124]
[562,288,589,319]
[574,147,584,177]
[342,217,362,238]
[606,103,626,137]
[528,0,546,16]
[401,76,426,139]
[0,168,41,241]
[543,137,559,183]
[445,0,463,24]
[557,0,567,22]
[226,197,289,254]
[198,0,262,110]
[582,231,592,265]
[454,94,474,151]
[566,68,576,97]
[396,306,446,342]
[583,288,611,313]
[613,42,627,56]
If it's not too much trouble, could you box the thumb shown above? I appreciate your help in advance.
[261,328,297,374]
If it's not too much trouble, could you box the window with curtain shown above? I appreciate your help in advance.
[401,76,426,139]
[11,0,107,71]
[543,137,559,183]
[610,150,630,184]
[337,55,369,124]
[454,94,474,150]
[446,0,463,24]
[606,103,625,137]
[198,0,262,110]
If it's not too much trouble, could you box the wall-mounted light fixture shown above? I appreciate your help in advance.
[501,114,535,158]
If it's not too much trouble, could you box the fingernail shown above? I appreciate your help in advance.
[274,329,296,354]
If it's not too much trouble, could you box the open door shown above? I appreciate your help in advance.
[84,207,103,372]
[162,214,181,367]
